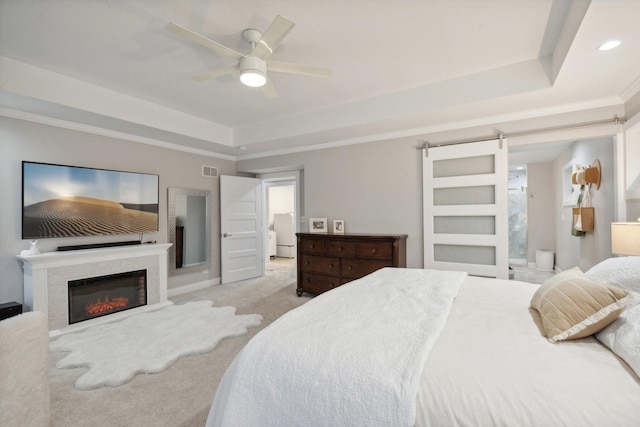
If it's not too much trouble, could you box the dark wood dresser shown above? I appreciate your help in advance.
[296,232,407,296]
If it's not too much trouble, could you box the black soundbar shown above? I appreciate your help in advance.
[57,240,142,252]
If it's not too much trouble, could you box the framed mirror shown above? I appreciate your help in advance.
[168,187,211,277]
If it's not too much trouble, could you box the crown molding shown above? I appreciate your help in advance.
[0,107,236,161]
[237,96,623,161]
[3,94,625,164]
[621,74,640,102]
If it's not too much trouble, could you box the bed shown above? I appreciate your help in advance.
[206,258,640,426]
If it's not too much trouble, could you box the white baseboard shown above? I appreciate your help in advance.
[167,278,220,297]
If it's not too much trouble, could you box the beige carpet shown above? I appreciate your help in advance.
[49,265,309,427]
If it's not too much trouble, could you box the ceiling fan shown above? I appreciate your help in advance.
[166,15,332,98]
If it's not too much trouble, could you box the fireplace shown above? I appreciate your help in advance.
[68,270,147,324]
[18,243,171,335]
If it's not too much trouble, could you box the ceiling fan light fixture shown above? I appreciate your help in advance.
[167,16,331,98]
[240,70,266,87]
[239,56,267,87]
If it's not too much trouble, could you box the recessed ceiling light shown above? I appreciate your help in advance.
[598,40,621,51]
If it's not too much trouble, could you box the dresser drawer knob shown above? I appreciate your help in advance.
[306,260,311,265]
[310,244,315,249]
[339,246,344,251]
[371,248,377,254]
[329,264,334,269]
[347,265,353,270]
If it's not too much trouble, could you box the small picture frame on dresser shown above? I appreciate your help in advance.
[333,220,344,234]
[309,218,328,233]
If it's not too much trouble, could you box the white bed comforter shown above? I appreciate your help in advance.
[416,276,640,427]
[206,267,467,427]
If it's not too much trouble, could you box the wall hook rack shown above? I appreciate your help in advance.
[571,159,601,190]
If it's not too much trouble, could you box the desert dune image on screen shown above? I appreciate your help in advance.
[22,162,159,239]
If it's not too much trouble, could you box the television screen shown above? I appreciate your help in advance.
[22,161,159,239]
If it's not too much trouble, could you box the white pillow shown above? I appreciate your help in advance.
[596,297,640,378]
[588,258,640,377]
[585,256,640,293]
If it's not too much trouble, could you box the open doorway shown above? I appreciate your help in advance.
[508,141,569,282]
[508,167,528,266]
[260,171,301,273]
[266,184,296,270]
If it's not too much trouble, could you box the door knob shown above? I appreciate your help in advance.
[223,233,233,237]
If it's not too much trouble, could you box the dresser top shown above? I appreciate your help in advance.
[296,232,407,239]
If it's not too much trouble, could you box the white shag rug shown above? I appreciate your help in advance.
[50,301,263,390]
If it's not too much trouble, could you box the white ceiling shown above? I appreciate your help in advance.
[1,0,639,160]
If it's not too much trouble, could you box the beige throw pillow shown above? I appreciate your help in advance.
[530,267,583,310]
[531,272,630,343]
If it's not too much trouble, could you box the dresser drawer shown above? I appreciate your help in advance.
[342,259,392,279]
[300,272,339,295]
[357,241,393,259]
[326,240,357,257]
[297,232,407,296]
[301,238,326,255]
[302,255,340,275]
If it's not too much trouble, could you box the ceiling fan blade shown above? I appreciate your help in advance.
[191,65,239,81]
[251,15,295,60]
[166,23,244,59]
[261,77,278,98]
[267,60,332,78]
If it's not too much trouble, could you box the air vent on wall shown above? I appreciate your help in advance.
[202,165,218,178]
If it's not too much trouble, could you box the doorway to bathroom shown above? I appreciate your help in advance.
[508,167,527,266]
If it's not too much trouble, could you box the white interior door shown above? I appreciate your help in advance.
[423,138,508,279]
[220,175,264,284]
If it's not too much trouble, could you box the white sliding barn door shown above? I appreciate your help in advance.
[220,175,264,284]
[423,139,509,279]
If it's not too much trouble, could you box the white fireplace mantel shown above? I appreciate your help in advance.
[17,243,172,336]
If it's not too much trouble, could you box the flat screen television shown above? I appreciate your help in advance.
[22,161,159,239]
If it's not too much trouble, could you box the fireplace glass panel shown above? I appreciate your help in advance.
[68,269,147,324]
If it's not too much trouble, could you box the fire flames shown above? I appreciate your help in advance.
[85,296,129,316]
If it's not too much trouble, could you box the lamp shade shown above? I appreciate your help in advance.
[611,222,640,255]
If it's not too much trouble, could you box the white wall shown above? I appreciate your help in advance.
[554,137,615,271]
[239,136,424,268]
[624,93,640,220]
[527,162,556,264]
[239,134,620,272]
[267,185,294,229]
[628,200,640,221]
[0,116,236,304]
